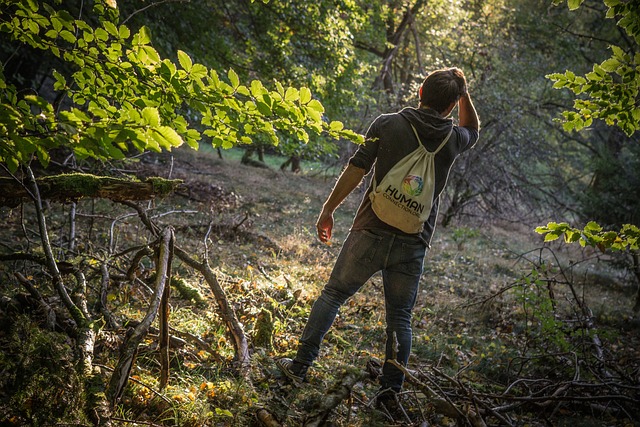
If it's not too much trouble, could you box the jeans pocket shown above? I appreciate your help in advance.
[350,230,384,263]
[400,241,426,275]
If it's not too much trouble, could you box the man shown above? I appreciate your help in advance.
[277,68,479,406]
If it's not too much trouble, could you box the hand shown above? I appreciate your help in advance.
[316,209,334,244]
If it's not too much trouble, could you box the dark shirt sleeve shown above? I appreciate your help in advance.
[348,116,381,173]
[456,126,480,152]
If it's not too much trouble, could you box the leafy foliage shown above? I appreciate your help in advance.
[548,0,640,135]
[536,221,640,252]
[0,1,363,173]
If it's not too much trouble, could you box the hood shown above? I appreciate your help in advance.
[399,107,453,145]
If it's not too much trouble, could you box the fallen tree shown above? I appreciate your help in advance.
[0,173,181,207]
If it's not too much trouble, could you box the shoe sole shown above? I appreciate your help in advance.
[276,359,305,384]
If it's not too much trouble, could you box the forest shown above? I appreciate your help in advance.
[0,0,639,426]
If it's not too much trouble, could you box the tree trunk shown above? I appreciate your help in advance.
[0,173,181,207]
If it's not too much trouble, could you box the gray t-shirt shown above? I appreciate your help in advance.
[349,106,479,247]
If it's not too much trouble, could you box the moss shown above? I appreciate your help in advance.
[1,314,88,425]
[39,173,105,196]
[171,276,206,306]
[146,176,182,198]
[253,308,274,349]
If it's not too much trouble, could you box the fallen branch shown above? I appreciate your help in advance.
[106,227,174,405]
[121,201,250,374]
[256,408,282,427]
[303,368,368,427]
[15,272,57,330]
[387,359,485,427]
[174,246,250,371]
[0,173,181,207]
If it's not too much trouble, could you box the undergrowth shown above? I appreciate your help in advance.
[0,146,638,426]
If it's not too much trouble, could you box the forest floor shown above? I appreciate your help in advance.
[1,145,639,426]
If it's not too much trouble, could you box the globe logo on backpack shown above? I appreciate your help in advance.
[402,175,423,197]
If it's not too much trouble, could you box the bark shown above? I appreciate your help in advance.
[632,253,640,313]
[159,242,173,389]
[106,227,175,405]
[256,409,282,427]
[386,359,484,426]
[303,369,368,427]
[0,173,181,207]
[175,246,250,371]
[372,0,426,93]
[122,200,250,372]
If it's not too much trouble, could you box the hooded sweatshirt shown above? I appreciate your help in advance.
[349,106,479,247]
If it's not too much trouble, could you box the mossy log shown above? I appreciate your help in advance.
[0,173,181,207]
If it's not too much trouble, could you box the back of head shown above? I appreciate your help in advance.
[419,68,467,114]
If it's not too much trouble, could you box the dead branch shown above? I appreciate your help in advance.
[14,272,57,330]
[98,263,121,329]
[256,408,282,427]
[174,246,250,371]
[159,240,173,389]
[120,200,250,372]
[303,369,368,427]
[387,359,485,426]
[106,227,174,405]
[0,173,181,207]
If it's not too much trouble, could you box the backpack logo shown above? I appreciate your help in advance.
[402,175,424,196]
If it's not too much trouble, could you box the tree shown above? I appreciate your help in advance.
[0,0,362,421]
[548,0,640,136]
[539,0,640,311]
[0,0,363,171]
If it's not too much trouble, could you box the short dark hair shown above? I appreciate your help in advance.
[419,68,467,113]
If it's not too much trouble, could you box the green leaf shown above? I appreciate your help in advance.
[544,232,560,242]
[250,79,266,97]
[329,121,344,131]
[600,58,620,72]
[59,30,76,43]
[535,226,549,234]
[103,21,118,37]
[299,87,312,104]
[52,70,66,90]
[154,126,184,147]
[256,101,272,116]
[584,221,602,232]
[228,69,239,89]
[215,408,233,418]
[285,87,299,102]
[118,25,130,40]
[142,107,160,126]
[25,0,39,12]
[307,99,324,113]
[567,0,584,10]
[190,63,207,79]
[177,50,192,72]
[141,45,160,64]
[134,26,151,45]
[236,85,250,97]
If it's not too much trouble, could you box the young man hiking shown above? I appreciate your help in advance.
[278,67,479,411]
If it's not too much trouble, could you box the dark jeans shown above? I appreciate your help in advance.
[294,229,426,391]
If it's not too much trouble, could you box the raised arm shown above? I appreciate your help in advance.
[316,164,366,243]
[458,92,479,131]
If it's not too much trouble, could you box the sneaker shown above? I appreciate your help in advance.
[276,357,308,384]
